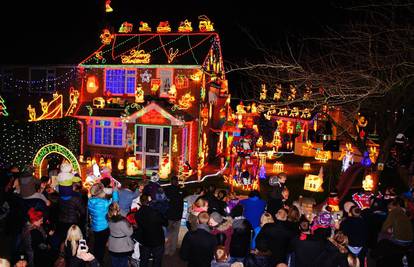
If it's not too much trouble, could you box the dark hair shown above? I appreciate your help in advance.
[101,177,111,188]
[218,190,227,200]
[128,182,138,191]
[249,190,261,198]
[140,193,151,206]
[313,227,331,241]
[40,176,49,183]
[230,204,244,218]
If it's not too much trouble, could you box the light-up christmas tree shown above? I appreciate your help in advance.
[0,96,9,116]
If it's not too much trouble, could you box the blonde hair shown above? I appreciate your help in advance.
[194,198,207,208]
[65,225,83,256]
[108,202,121,219]
[0,258,10,267]
[347,254,360,267]
[260,212,274,227]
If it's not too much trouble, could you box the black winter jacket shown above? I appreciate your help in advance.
[230,218,253,257]
[134,205,167,247]
[58,195,85,224]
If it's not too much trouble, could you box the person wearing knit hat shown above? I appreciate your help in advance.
[209,212,224,227]
[18,165,36,198]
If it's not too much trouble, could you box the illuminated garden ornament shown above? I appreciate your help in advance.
[362,174,374,191]
[260,84,267,100]
[361,151,372,167]
[304,166,324,192]
[100,29,113,45]
[198,15,214,32]
[176,93,195,110]
[119,22,133,33]
[259,165,266,179]
[117,159,124,171]
[27,93,63,121]
[105,0,113,12]
[236,102,246,114]
[340,143,354,172]
[288,85,297,101]
[178,19,193,32]
[86,76,99,94]
[121,49,151,64]
[273,84,282,101]
[135,85,145,103]
[168,84,177,103]
[157,21,171,32]
[0,95,9,116]
[256,136,263,148]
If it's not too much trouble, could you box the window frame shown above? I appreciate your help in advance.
[157,68,174,98]
[104,68,137,96]
[87,119,126,148]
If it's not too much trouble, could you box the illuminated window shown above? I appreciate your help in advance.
[105,69,136,95]
[158,69,173,97]
[87,119,125,147]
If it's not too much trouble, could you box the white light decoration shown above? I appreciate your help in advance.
[303,163,311,171]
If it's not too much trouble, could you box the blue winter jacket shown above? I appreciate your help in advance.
[88,191,119,232]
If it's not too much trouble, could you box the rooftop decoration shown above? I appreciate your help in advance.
[273,84,282,101]
[139,21,152,32]
[27,93,63,122]
[119,22,133,33]
[178,19,193,32]
[105,0,113,12]
[157,21,171,33]
[198,15,214,32]
[65,87,80,116]
[121,49,151,64]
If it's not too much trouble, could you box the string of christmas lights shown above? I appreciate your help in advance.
[0,68,77,84]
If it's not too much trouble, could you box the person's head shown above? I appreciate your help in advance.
[230,204,244,218]
[194,197,208,209]
[278,173,287,184]
[276,208,288,221]
[260,212,274,226]
[100,177,111,188]
[90,182,105,198]
[198,211,210,225]
[248,190,260,198]
[281,187,290,200]
[28,208,43,227]
[127,182,138,191]
[313,227,331,241]
[108,202,121,220]
[350,206,361,217]
[299,215,310,232]
[209,212,224,227]
[65,225,83,256]
[333,231,348,247]
[13,254,28,267]
[347,254,360,267]
[343,201,356,214]
[140,193,151,206]
[150,172,160,183]
[0,258,10,267]
[214,246,228,262]
[169,176,179,187]
[388,197,404,211]
[208,184,216,194]
[276,264,288,267]
[287,206,300,222]
[217,190,227,200]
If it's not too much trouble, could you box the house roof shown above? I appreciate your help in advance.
[79,32,220,67]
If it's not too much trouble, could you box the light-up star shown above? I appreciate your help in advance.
[140,70,152,83]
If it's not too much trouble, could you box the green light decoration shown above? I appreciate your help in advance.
[33,143,81,178]
[200,87,206,101]
[86,105,93,116]
[0,95,9,116]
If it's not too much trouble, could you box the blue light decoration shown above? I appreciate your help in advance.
[361,151,372,167]
[259,165,266,179]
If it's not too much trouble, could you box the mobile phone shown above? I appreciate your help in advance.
[79,239,87,251]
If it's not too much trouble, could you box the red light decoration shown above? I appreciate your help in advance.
[86,76,99,94]
[138,109,169,125]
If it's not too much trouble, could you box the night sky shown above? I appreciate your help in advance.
[0,0,346,65]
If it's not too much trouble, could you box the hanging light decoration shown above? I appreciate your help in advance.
[87,76,99,94]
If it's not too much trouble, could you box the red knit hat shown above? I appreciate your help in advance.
[28,208,43,223]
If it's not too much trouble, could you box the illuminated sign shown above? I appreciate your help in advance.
[121,49,151,64]
[33,143,81,178]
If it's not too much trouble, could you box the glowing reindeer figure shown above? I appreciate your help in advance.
[260,84,267,100]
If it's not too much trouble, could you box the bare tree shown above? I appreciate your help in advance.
[227,1,414,163]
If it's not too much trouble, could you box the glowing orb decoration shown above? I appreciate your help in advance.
[87,76,99,94]
[303,163,311,171]
[362,174,375,191]
[272,162,284,173]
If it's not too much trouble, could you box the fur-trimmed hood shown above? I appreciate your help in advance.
[215,216,233,231]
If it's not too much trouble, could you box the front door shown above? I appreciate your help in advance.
[135,125,171,176]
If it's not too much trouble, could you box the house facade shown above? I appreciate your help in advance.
[74,22,228,179]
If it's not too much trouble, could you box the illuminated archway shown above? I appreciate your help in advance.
[33,143,81,178]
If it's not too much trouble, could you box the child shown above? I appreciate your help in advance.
[211,246,231,267]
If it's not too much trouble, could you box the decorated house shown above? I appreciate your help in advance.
[73,18,228,179]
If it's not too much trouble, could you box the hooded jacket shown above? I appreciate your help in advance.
[108,216,134,253]
[88,191,119,232]
[230,217,253,257]
[211,217,233,252]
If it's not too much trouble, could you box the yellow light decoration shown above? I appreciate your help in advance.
[259,153,267,166]
[100,29,113,45]
[27,93,63,122]
[369,146,379,164]
[98,157,105,168]
[117,159,125,171]
[139,21,152,32]
[286,121,294,134]
[278,108,288,116]
[304,167,324,192]
[177,93,195,110]
[251,103,257,113]
[260,84,267,100]
[256,136,263,148]
[253,124,259,133]
[289,107,300,117]
[86,76,99,94]
[198,15,214,32]
[167,48,179,63]
[172,134,178,152]
[190,70,203,81]
[135,84,145,103]
[178,19,193,32]
[303,140,313,151]
[79,155,84,163]
[126,157,141,176]
[119,22,133,33]
[315,149,329,162]
[267,148,275,159]
[301,108,311,119]
[65,87,80,116]
[157,21,171,33]
[86,157,92,168]
[274,84,282,101]
[273,162,284,173]
[105,0,113,12]
[159,157,170,179]
[266,130,282,149]
[93,97,106,109]
[237,114,243,128]
[303,84,312,100]
[378,163,384,171]
[362,174,374,191]
[303,163,311,171]
[106,159,112,170]
[288,85,297,101]
[121,49,151,64]
[236,102,246,114]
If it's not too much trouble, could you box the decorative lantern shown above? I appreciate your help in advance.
[303,163,311,171]
[86,76,99,94]
[377,162,384,171]
[117,159,125,171]
[304,167,324,192]
[273,161,284,173]
[126,157,140,176]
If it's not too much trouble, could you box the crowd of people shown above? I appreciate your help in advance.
[0,162,414,267]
